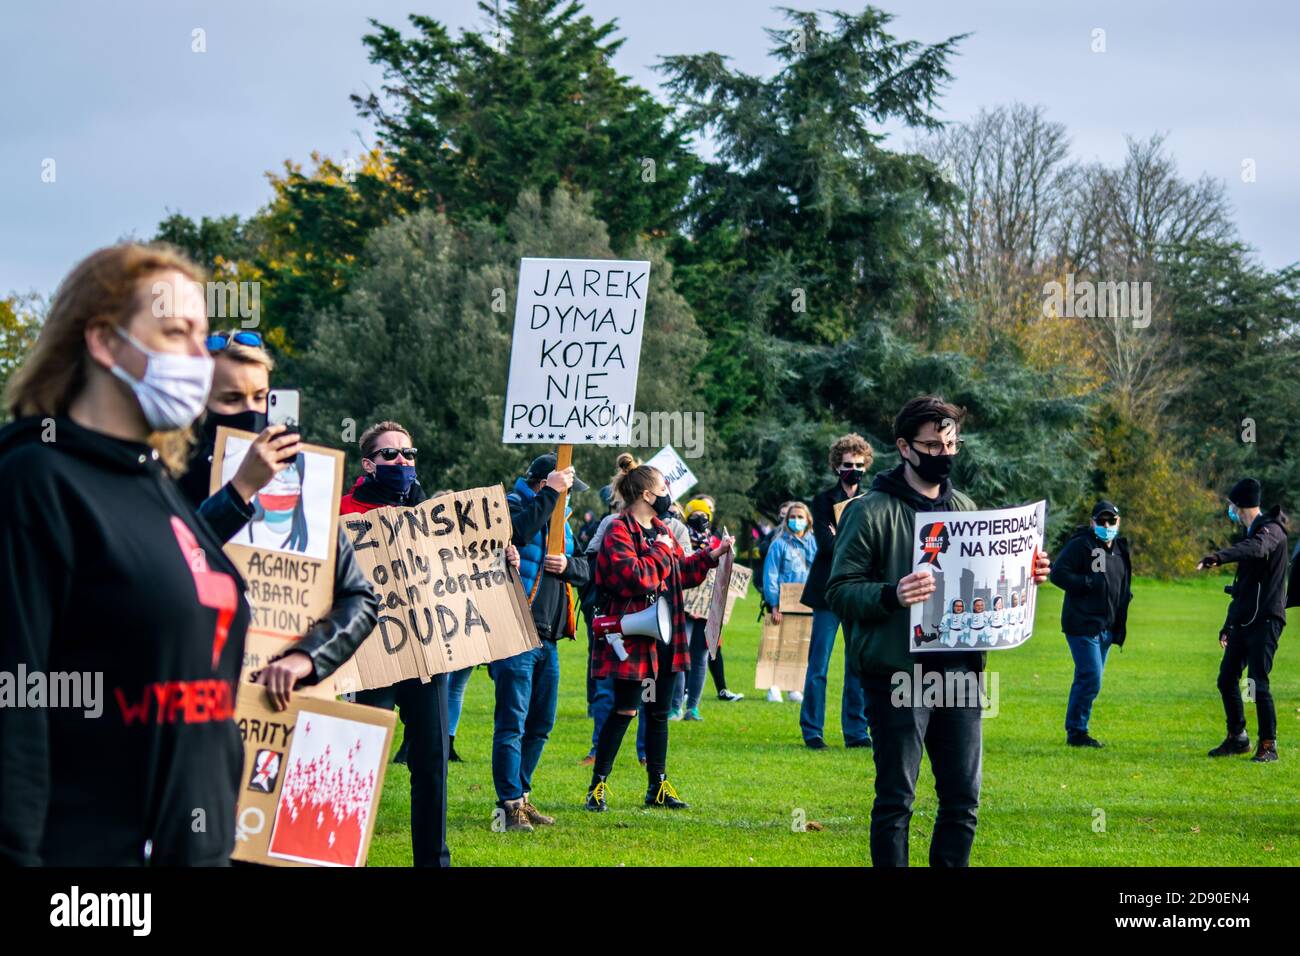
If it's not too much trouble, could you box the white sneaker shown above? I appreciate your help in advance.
[788,690,804,703]
[766,687,784,703]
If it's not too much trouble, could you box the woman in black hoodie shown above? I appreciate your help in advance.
[0,244,254,866]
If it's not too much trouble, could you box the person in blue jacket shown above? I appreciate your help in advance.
[762,501,818,702]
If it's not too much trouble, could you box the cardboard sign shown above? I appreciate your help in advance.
[343,485,541,689]
[644,444,697,501]
[703,549,748,658]
[212,427,354,699]
[683,563,752,621]
[232,682,395,867]
[833,494,864,524]
[908,500,1047,653]
[779,581,812,614]
[754,612,813,692]
[502,257,651,445]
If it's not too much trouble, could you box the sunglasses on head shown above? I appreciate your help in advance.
[372,447,418,462]
[207,331,264,352]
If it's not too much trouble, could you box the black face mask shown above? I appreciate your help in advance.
[906,443,954,483]
[203,408,267,442]
[687,512,710,533]
[839,468,865,487]
[651,492,673,519]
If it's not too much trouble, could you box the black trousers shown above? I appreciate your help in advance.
[1217,618,1283,741]
[357,674,450,867]
[593,639,674,783]
[861,668,983,867]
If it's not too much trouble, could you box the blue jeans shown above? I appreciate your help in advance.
[1065,630,1112,734]
[801,608,871,744]
[488,641,559,803]
[447,665,474,737]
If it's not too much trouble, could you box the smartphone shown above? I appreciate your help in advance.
[268,389,300,435]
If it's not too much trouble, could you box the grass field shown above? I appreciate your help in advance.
[367,573,1300,866]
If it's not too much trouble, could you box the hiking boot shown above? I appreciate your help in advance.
[585,777,609,812]
[1067,732,1104,748]
[502,799,534,832]
[1208,733,1251,757]
[1251,739,1279,763]
[645,774,689,809]
[804,736,828,750]
[683,706,703,721]
[521,793,555,825]
[580,753,596,766]
[718,689,744,702]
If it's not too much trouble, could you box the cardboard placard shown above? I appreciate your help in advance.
[833,494,864,524]
[232,682,395,867]
[703,561,753,657]
[682,563,752,620]
[343,485,541,690]
[779,581,812,614]
[212,427,353,699]
[502,257,651,446]
[644,444,697,501]
[753,612,813,692]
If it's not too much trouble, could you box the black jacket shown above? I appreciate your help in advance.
[801,481,857,610]
[0,416,252,866]
[1210,508,1288,632]
[1049,526,1134,646]
[508,483,591,641]
[180,443,379,687]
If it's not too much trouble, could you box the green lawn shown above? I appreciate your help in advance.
[367,573,1300,866]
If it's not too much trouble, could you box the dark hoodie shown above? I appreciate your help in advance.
[1049,525,1133,645]
[0,416,251,866]
[1209,506,1288,632]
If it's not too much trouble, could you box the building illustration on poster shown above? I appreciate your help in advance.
[909,500,1046,653]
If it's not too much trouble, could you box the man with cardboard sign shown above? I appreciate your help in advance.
[232,682,396,867]
[343,484,541,690]
[211,426,365,700]
[501,256,652,554]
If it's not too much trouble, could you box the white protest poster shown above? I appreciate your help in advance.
[908,500,1047,653]
[502,257,651,445]
[645,444,697,501]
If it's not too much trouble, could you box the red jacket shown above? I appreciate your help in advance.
[339,476,376,515]
[592,513,717,682]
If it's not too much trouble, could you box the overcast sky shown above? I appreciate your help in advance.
[2,0,1296,296]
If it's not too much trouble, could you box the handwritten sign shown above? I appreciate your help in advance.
[644,444,697,501]
[232,683,395,867]
[502,257,651,445]
[212,427,352,699]
[343,485,540,689]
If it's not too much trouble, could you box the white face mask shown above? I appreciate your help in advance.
[108,327,214,431]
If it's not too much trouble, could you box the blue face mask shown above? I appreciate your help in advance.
[373,463,417,497]
[1228,504,1239,524]
[1094,523,1117,543]
[788,517,807,534]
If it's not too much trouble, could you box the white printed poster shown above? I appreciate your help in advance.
[219,435,337,562]
[908,501,1047,653]
[645,444,697,501]
[502,257,651,445]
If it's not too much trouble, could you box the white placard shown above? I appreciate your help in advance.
[645,444,697,501]
[908,500,1047,653]
[502,257,651,445]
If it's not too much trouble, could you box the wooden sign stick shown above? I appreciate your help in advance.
[545,443,573,554]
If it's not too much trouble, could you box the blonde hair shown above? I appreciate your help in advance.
[778,500,811,538]
[5,243,206,474]
[210,329,274,371]
[359,419,412,459]
[610,452,661,510]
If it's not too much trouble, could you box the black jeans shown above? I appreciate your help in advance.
[357,674,450,867]
[1218,618,1283,741]
[593,639,674,784]
[861,668,983,867]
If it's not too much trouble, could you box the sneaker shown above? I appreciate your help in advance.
[580,753,596,766]
[846,737,872,749]
[1251,740,1279,763]
[1208,733,1251,757]
[645,774,690,809]
[1067,732,1104,748]
[766,687,784,703]
[804,736,828,750]
[521,794,555,826]
[683,706,703,721]
[718,689,745,702]
[585,777,609,812]
[502,799,534,832]
[788,690,804,703]
[667,707,684,721]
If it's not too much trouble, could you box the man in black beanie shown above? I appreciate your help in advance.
[1197,477,1289,762]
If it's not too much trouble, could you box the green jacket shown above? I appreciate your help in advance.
[825,484,979,678]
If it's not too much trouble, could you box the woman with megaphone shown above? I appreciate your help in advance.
[585,454,734,811]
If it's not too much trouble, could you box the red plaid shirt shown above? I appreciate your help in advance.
[592,513,718,682]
